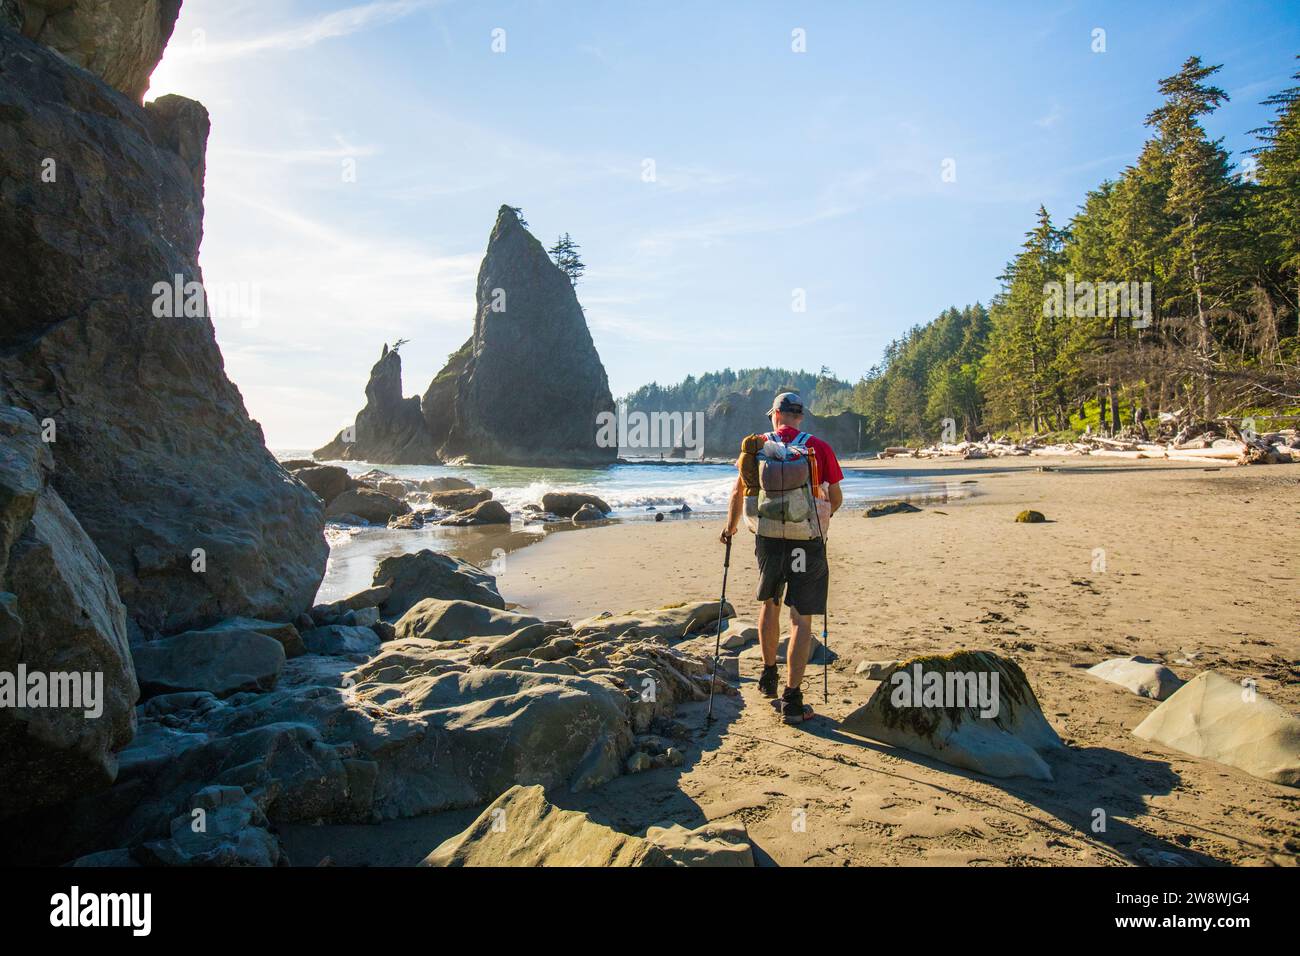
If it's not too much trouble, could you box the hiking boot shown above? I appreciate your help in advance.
[781,686,813,723]
[758,664,780,698]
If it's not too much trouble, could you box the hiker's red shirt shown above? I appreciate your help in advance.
[767,425,844,485]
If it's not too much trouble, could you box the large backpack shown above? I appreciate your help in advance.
[739,430,823,540]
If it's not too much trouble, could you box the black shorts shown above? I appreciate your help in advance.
[754,535,828,615]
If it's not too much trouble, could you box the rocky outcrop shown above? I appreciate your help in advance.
[671,388,866,459]
[0,563,738,864]
[427,207,616,465]
[13,0,182,101]
[314,345,440,464]
[422,784,754,867]
[393,598,542,643]
[0,26,327,634]
[317,207,616,466]
[572,601,735,643]
[290,464,355,505]
[0,407,138,818]
[1133,671,1299,787]
[373,549,505,618]
[840,651,1064,781]
[133,628,285,699]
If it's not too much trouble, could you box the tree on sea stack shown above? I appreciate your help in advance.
[548,233,586,286]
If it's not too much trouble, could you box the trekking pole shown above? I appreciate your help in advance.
[705,534,733,725]
[807,474,830,705]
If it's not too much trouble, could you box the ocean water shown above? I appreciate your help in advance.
[276,451,964,519]
[274,451,972,602]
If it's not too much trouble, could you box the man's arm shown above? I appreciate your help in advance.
[721,475,743,543]
[828,481,843,514]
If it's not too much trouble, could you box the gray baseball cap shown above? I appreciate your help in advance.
[767,391,803,415]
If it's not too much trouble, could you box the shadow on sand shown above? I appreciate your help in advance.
[744,717,1228,867]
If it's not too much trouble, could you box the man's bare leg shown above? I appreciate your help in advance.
[759,599,781,666]
[785,608,814,689]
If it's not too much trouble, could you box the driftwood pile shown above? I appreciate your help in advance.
[879,418,1300,467]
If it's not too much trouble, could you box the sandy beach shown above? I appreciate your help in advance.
[280,457,1299,866]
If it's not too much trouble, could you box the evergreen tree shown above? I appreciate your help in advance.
[548,233,586,286]
[1146,57,1239,415]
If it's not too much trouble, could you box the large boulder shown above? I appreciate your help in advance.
[1087,656,1184,701]
[422,784,754,867]
[14,0,182,101]
[171,617,306,659]
[1133,671,1299,787]
[324,488,410,524]
[840,651,1064,781]
[425,488,492,512]
[440,499,510,526]
[393,598,542,642]
[0,29,328,634]
[0,406,138,818]
[542,492,611,518]
[313,345,439,464]
[132,629,285,699]
[373,549,505,618]
[572,503,605,524]
[420,207,617,466]
[290,465,354,505]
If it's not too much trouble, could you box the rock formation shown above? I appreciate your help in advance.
[840,651,1064,781]
[0,407,138,818]
[9,0,182,101]
[317,206,616,466]
[313,344,439,464]
[422,784,754,867]
[0,24,328,633]
[431,206,615,465]
[1133,671,1299,787]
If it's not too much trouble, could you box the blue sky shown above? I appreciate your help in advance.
[149,0,1300,447]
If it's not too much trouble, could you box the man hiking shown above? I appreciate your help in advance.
[720,391,843,723]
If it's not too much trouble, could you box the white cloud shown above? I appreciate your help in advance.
[1036,102,1065,129]
[166,0,434,63]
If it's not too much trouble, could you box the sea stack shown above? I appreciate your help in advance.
[429,205,616,465]
[314,344,439,464]
[319,206,617,466]
[0,14,327,634]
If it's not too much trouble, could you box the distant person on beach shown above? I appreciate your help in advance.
[721,391,843,722]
